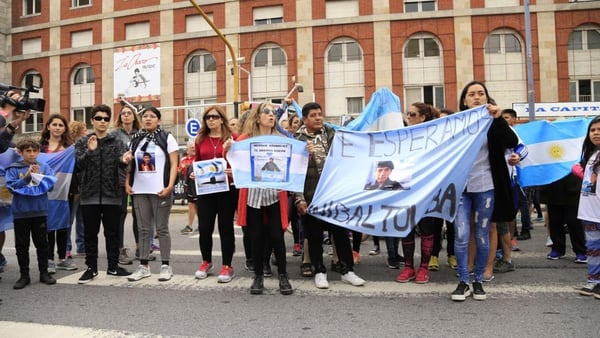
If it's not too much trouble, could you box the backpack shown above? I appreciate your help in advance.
[128,130,179,187]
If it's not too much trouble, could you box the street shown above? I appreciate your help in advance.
[0,208,597,337]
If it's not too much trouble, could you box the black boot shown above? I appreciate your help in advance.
[40,272,57,285]
[13,276,31,290]
[279,274,293,295]
[250,275,264,295]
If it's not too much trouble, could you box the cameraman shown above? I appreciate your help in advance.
[1,91,31,153]
[0,91,31,277]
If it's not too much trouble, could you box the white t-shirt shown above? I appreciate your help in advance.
[132,133,178,194]
[578,150,600,223]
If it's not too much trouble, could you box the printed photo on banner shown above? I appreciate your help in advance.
[250,142,291,183]
[193,158,229,195]
[113,43,161,103]
[364,160,412,191]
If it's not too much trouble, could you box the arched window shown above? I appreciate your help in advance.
[325,38,365,117]
[568,25,600,102]
[402,33,444,109]
[251,43,288,103]
[484,29,526,108]
[70,64,95,128]
[185,51,217,114]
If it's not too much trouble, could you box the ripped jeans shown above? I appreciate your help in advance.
[454,190,494,283]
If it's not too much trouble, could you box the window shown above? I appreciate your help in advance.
[404,37,440,58]
[72,0,91,8]
[125,22,150,40]
[253,47,287,67]
[22,38,42,54]
[72,107,94,129]
[405,86,444,109]
[186,52,218,104]
[347,97,363,115]
[251,44,288,101]
[186,14,213,32]
[73,66,95,85]
[484,0,519,7]
[325,0,359,19]
[404,0,436,13]
[71,65,95,115]
[485,33,522,54]
[568,28,600,50]
[23,0,41,16]
[23,111,43,133]
[327,41,363,63]
[570,80,600,102]
[71,30,93,48]
[253,6,284,25]
[187,54,216,73]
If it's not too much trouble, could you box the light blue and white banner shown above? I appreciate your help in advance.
[227,135,309,192]
[514,118,590,187]
[308,105,493,237]
[0,146,74,232]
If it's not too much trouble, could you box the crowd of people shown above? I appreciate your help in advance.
[0,81,598,301]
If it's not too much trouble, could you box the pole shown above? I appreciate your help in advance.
[189,0,239,117]
[524,0,535,121]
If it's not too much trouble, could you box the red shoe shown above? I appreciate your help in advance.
[396,267,415,283]
[293,243,303,256]
[415,267,430,284]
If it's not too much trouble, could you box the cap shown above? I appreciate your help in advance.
[377,161,394,169]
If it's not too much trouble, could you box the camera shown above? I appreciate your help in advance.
[0,82,46,112]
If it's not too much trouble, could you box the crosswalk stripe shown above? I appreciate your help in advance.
[0,321,168,338]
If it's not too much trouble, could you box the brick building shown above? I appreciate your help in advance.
[1,0,599,139]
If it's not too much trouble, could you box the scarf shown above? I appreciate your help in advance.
[131,127,162,151]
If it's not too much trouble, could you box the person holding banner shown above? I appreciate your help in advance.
[573,115,600,298]
[192,106,238,284]
[39,114,77,273]
[451,81,519,301]
[229,102,293,295]
[295,102,365,289]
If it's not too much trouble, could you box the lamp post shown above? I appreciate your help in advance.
[524,0,535,121]
[227,57,252,102]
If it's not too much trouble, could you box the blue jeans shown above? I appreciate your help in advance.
[454,190,494,283]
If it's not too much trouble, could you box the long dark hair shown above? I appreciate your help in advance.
[458,80,496,111]
[580,115,600,173]
[40,113,73,151]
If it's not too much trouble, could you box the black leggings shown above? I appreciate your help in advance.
[246,202,287,276]
[196,189,238,266]
[47,228,68,261]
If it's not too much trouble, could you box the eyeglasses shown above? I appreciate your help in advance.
[120,111,133,116]
[93,116,110,122]
[262,108,275,115]
[407,112,419,117]
[205,114,221,120]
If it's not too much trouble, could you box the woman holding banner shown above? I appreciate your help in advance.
[227,102,293,295]
[451,81,519,301]
[192,106,238,284]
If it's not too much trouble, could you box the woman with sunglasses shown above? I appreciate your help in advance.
[110,106,141,266]
[227,102,293,295]
[395,103,442,284]
[451,81,519,301]
[39,114,77,274]
[192,106,239,283]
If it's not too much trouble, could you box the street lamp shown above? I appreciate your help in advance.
[227,57,252,102]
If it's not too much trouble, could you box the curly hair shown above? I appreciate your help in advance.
[69,120,88,141]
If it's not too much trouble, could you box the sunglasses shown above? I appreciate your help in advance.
[93,116,110,122]
[205,114,222,120]
[262,108,275,115]
[407,112,419,117]
[120,111,133,116]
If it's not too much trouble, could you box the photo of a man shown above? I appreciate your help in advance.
[364,161,406,191]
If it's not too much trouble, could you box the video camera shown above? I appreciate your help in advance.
[0,76,46,112]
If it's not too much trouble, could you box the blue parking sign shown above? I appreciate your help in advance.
[186,118,201,138]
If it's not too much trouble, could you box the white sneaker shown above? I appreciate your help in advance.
[314,272,329,289]
[158,264,173,281]
[545,236,553,247]
[341,271,365,286]
[128,265,151,281]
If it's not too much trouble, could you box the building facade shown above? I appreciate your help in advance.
[1,0,599,139]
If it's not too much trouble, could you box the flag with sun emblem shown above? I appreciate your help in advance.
[514,117,591,187]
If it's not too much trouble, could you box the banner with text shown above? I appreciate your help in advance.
[113,43,161,102]
[308,105,493,237]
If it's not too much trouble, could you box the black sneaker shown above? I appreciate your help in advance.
[451,281,471,301]
[279,274,293,295]
[40,273,56,285]
[472,282,486,300]
[250,275,264,295]
[13,277,31,290]
[245,259,255,272]
[516,231,531,240]
[78,268,98,284]
[387,258,400,269]
[107,267,132,277]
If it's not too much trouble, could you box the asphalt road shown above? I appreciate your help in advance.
[0,207,597,337]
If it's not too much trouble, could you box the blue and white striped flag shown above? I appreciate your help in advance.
[514,118,590,187]
[0,148,21,231]
[227,135,309,192]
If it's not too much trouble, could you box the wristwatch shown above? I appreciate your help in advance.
[6,124,18,132]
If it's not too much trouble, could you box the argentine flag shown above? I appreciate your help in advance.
[514,118,590,187]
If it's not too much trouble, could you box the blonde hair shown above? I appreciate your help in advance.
[69,120,88,141]
[243,102,281,137]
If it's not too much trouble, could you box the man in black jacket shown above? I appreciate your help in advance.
[75,104,134,283]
